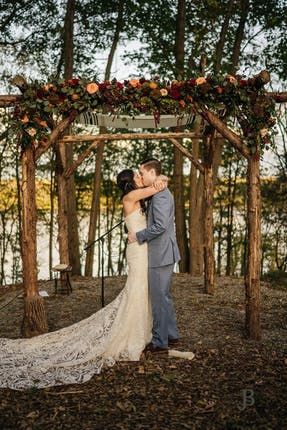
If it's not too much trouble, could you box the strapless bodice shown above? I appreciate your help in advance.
[125,208,147,233]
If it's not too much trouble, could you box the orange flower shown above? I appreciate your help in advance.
[39,120,47,127]
[149,82,158,89]
[160,88,168,96]
[195,77,206,85]
[21,114,29,124]
[86,83,99,94]
[71,94,80,100]
[129,79,140,88]
[43,83,54,91]
[226,75,237,84]
[179,100,186,107]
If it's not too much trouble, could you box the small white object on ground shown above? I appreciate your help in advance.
[168,349,195,360]
[39,290,49,297]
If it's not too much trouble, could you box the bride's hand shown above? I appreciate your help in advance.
[153,175,168,191]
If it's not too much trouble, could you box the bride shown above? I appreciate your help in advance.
[0,169,167,390]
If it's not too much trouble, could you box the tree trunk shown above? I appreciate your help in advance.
[214,0,235,72]
[229,0,250,74]
[65,144,81,275]
[85,140,104,276]
[216,201,224,275]
[55,142,69,266]
[174,145,189,272]
[173,0,188,272]
[174,0,185,78]
[226,158,240,275]
[189,135,204,275]
[49,151,55,279]
[20,145,48,337]
[85,0,124,277]
[245,153,261,340]
[203,134,215,294]
[62,0,81,275]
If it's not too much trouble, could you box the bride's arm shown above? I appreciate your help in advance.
[123,178,168,204]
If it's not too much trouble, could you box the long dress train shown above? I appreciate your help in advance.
[0,208,152,390]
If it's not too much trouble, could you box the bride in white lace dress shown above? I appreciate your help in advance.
[0,169,167,390]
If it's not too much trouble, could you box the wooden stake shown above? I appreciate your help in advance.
[20,144,48,337]
[202,132,216,294]
[245,152,261,340]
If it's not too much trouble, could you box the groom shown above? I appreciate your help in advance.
[128,158,180,354]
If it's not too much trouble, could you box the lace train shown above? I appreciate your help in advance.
[0,209,152,390]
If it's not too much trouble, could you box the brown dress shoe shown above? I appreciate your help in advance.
[144,343,168,354]
[148,345,168,354]
[168,338,180,347]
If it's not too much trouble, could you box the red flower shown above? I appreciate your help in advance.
[116,82,124,89]
[170,86,181,99]
[67,78,80,86]
[59,94,67,102]
[189,78,197,85]
[215,86,224,94]
[36,89,46,99]
[239,79,248,87]
[99,82,108,90]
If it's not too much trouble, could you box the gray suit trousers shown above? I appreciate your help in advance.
[149,263,179,348]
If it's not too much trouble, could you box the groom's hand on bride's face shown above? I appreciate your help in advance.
[128,231,137,244]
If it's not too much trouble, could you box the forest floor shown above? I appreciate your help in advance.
[0,274,286,430]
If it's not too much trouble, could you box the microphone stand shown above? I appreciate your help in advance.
[84,220,124,308]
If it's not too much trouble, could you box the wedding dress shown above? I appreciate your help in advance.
[0,208,153,390]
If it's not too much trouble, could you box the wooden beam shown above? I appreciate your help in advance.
[169,137,204,173]
[267,92,287,103]
[64,140,99,178]
[35,111,78,160]
[0,95,21,107]
[60,132,200,143]
[194,104,250,159]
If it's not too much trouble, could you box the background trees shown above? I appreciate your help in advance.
[0,0,286,286]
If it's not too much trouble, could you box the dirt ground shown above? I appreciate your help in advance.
[0,274,286,430]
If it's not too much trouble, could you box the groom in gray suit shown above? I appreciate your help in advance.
[128,158,180,354]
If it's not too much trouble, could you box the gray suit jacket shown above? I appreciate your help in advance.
[136,188,181,268]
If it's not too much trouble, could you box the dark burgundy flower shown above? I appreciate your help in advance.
[67,78,80,86]
[189,78,197,85]
[240,79,248,87]
[36,89,45,99]
[170,87,181,99]
[59,94,67,102]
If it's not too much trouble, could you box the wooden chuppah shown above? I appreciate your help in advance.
[1,72,286,340]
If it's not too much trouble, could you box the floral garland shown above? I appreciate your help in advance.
[12,74,276,152]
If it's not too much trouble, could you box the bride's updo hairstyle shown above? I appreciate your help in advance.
[116,169,136,198]
[116,169,146,214]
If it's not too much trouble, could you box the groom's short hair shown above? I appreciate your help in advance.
[140,158,162,175]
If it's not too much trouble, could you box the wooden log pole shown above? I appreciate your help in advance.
[60,131,200,143]
[245,151,261,340]
[202,132,216,294]
[20,144,48,337]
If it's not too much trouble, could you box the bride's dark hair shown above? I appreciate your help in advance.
[117,169,136,197]
[116,169,146,213]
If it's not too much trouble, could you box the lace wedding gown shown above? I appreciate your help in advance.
[0,208,153,390]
